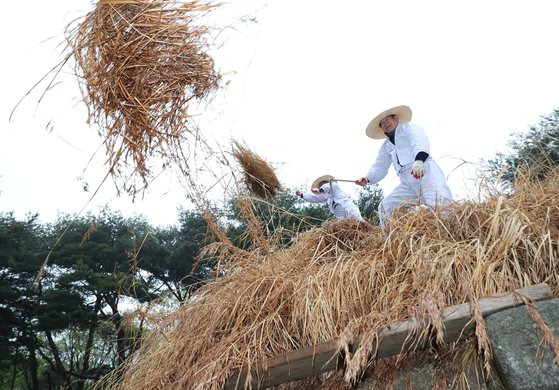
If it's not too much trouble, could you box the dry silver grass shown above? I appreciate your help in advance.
[522,297,559,364]
[66,0,221,196]
[102,170,559,389]
[235,196,271,255]
[231,141,283,199]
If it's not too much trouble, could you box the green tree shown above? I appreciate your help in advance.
[142,209,210,302]
[356,184,384,225]
[46,212,153,366]
[0,208,221,389]
[0,212,46,390]
[485,108,559,184]
[35,211,164,388]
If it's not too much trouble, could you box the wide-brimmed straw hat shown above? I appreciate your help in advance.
[311,175,334,193]
[366,105,412,139]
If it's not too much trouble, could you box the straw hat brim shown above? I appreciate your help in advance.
[311,175,334,193]
[365,105,413,139]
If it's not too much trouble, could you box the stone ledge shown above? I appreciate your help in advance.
[486,298,559,390]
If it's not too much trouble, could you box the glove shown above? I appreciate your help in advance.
[295,190,303,198]
[355,177,368,186]
[411,160,425,179]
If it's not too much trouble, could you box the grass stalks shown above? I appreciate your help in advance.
[100,170,559,389]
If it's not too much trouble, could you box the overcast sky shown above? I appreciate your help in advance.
[2,0,559,226]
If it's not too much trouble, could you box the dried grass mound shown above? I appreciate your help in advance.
[104,171,559,389]
[320,218,378,251]
[66,0,221,195]
[231,141,283,198]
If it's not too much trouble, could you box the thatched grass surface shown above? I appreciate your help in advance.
[65,0,221,195]
[104,171,559,389]
[231,141,283,199]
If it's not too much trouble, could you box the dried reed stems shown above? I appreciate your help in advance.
[231,141,283,199]
[103,170,559,389]
[66,0,221,195]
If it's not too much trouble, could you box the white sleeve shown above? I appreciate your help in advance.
[302,192,328,203]
[365,142,391,184]
[407,123,430,156]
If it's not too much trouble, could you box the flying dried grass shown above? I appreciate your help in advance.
[101,170,559,389]
[231,141,283,199]
[65,0,221,196]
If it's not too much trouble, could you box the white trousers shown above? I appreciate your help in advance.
[332,200,363,220]
[378,159,452,231]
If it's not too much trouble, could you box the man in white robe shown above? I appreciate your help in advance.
[296,175,363,220]
[356,105,452,230]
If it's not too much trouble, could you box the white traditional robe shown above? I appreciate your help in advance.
[364,122,452,230]
[302,181,363,220]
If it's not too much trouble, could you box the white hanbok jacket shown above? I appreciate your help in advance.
[366,122,432,182]
[302,181,363,220]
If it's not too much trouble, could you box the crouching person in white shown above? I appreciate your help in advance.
[296,175,363,220]
[356,105,452,231]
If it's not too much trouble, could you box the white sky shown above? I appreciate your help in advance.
[2,0,559,226]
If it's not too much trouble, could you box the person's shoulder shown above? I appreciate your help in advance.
[330,181,343,192]
[379,138,391,148]
[400,122,427,136]
[322,182,334,193]
[376,141,390,154]
[404,122,425,131]
[400,122,419,130]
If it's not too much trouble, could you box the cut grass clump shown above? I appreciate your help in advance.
[66,0,221,195]
[231,140,283,199]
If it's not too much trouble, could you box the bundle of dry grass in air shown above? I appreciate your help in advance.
[231,140,283,199]
[65,0,221,195]
[102,170,559,390]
